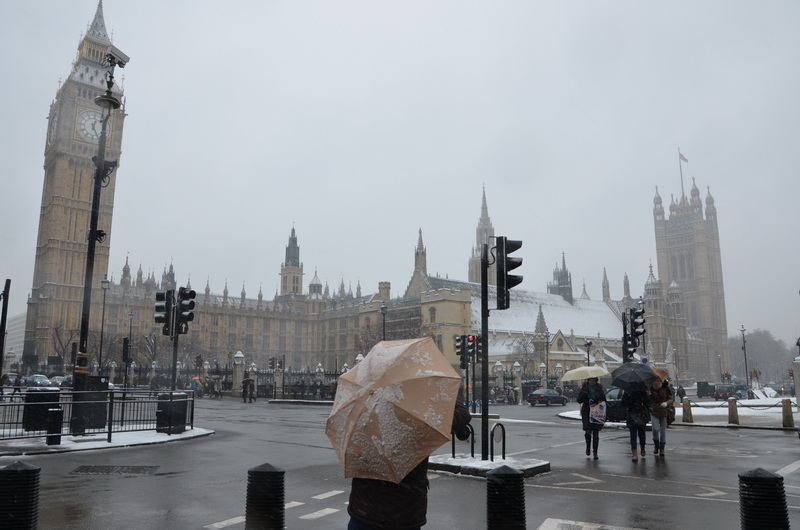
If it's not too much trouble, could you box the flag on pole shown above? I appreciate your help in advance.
[679,152,688,163]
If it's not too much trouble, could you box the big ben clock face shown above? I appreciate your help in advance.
[76,110,103,142]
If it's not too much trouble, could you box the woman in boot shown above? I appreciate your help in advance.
[577,377,606,459]
[622,389,650,462]
[649,379,674,456]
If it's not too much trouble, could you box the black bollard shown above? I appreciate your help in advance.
[738,467,789,529]
[487,465,526,529]
[0,461,40,529]
[245,463,285,530]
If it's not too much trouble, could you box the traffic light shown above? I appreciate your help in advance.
[268,357,276,370]
[630,306,646,345]
[622,335,637,363]
[176,287,196,334]
[496,236,523,310]
[790,368,794,380]
[476,338,483,362]
[466,335,477,359]
[122,337,130,364]
[154,289,174,336]
[455,335,465,356]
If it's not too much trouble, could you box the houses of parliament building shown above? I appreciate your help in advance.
[21,4,730,383]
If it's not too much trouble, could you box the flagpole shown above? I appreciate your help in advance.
[678,148,685,196]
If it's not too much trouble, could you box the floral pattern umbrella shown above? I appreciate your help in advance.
[325,337,462,484]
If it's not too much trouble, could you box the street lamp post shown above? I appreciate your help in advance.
[76,52,125,390]
[380,303,387,341]
[741,325,750,388]
[718,355,722,382]
[99,276,110,373]
[539,363,546,388]
[556,363,563,387]
[584,340,593,366]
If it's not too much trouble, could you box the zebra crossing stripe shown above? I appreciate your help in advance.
[299,508,340,520]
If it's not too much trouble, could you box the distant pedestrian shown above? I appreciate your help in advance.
[676,385,686,403]
[576,377,606,459]
[0,373,8,401]
[622,389,650,462]
[649,379,674,457]
[11,374,22,399]
[242,378,250,403]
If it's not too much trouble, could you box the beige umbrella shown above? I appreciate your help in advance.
[325,337,462,484]
[560,365,610,382]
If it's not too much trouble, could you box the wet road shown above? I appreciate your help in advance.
[5,397,798,529]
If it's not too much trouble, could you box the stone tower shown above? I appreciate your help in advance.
[468,188,496,285]
[280,227,304,295]
[653,178,728,380]
[23,2,127,367]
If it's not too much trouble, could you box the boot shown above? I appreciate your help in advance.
[585,434,591,456]
[653,439,660,456]
[640,444,646,457]
[592,436,599,460]
[659,442,665,456]
[631,448,638,462]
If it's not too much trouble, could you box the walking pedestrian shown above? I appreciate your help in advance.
[622,389,650,462]
[11,373,23,400]
[676,385,686,403]
[0,373,8,401]
[242,377,250,403]
[649,379,674,457]
[576,377,606,459]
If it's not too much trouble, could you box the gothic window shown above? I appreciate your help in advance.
[247,317,254,329]
[228,333,236,345]
[679,255,686,279]
[671,256,678,279]
[339,335,347,349]
[229,315,237,327]
[211,315,219,326]
[210,332,218,348]
[429,307,436,323]
[262,336,269,350]
[687,253,695,279]
[365,317,371,330]
[245,335,253,348]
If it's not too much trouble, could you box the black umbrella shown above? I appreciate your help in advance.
[611,363,659,392]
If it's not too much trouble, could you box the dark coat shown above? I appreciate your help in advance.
[622,389,650,428]
[576,382,606,431]
[649,384,674,419]
[347,393,471,529]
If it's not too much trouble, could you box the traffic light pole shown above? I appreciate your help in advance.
[481,243,490,460]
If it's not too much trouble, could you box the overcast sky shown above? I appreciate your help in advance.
[2,1,800,349]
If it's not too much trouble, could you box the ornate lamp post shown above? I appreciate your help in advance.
[98,276,110,372]
[584,340,593,366]
[380,303,387,341]
[556,363,563,387]
[512,361,522,405]
[741,325,750,388]
[539,363,546,387]
[354,353,364,365]
[341,362,349,374]
[76,50,126,390]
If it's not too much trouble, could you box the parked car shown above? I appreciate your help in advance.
[50,375,66,387]
[604,387,629,423]
[26,374,52,387]
[527,388,568,406]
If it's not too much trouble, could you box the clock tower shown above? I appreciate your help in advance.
[23,2,127,368]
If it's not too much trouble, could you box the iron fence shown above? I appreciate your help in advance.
[0,388,194,443]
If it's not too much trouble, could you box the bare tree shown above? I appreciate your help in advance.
[509,335,538,381]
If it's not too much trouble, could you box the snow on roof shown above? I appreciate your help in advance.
[477,286,622,339]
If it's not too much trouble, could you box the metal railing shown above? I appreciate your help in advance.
[0,388,194,443]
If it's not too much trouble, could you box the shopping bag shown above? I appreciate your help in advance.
[589,401,606,424]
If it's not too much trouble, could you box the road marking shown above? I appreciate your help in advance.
[537,518,643,530]
[696,486,727,497]
[285,501,305,509]
[776,460,800,477]
[204,515,244,529]
[312,489,345,500]
[527,483,740,504]
[554,473,603,486]
[299,508,340,519]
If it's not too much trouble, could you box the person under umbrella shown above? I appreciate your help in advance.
[649,378,674,456]
[327,338,471,530]
[622,388,650,462]
[576,377,606,459]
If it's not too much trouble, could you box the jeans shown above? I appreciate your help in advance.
[651,415,668,443]
[628,425,646,449]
